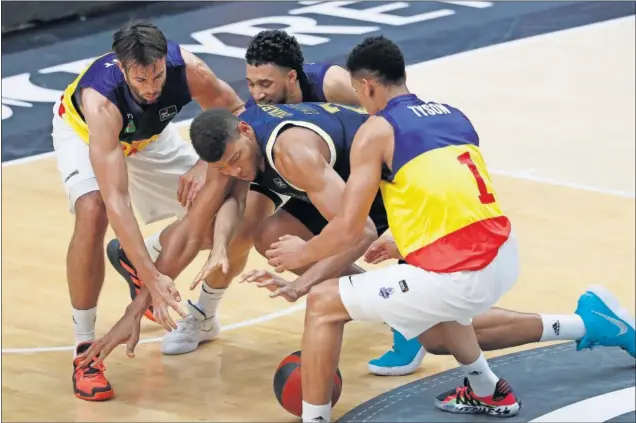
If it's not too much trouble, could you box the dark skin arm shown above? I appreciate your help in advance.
[322,65,362,106]
[279,117,393,269]
[127,167,237,310]
[265,126,378,295]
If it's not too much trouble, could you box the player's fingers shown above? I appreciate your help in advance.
[264,247,279,259]
[239,269,267,283]
[78,343,102,367]
[96,340,119,365]
[180,178,193,207]
[167,283,182,303]
[278,234,294,241]
[168,298,187,320]
[154,307,174,332]
[177,175,185,201]
[126,326,141,358]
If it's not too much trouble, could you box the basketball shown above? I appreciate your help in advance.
[273,351,343,417]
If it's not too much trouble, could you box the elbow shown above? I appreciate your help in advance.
[342,218,376,248]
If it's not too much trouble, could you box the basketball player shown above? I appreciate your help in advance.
[105,29,423,373]
[260,36,636,421]
[79,94,635,378]
[52,21,245,401]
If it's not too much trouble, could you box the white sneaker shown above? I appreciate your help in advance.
[161,300,221,355]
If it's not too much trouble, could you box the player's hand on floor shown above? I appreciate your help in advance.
[76,306,143,367]
[144,272,187,332]
[177,159,207,210]
[363,235,402,264]
[239,269,305,302]
[265,234,308,272]
[191,246,229,291]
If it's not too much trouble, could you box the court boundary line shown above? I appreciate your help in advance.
[1,301,306,354]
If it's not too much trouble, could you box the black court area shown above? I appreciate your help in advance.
[337,344,636,423]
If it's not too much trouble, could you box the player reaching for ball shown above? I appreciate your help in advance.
[252,36,636,421]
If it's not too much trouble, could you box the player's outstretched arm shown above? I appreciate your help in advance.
[266,127,377,288]
[191,178,249,289]
[83,88,158,284]
[154,166,235,279]
[182,48,245,115]
[297,117,389,266]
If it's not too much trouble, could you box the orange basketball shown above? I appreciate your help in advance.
[273,350,343,417]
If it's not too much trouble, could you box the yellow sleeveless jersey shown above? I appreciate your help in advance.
[378,94,510,273]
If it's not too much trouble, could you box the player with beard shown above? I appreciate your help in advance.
[52,21,244,401]
[105,29,424,374]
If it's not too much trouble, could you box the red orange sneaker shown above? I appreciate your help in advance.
[72,342,114,401]
[435,378,521,417]
[106,239,156,322]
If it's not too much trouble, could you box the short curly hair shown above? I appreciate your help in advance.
[346,36,406,85]
[245,30,305,71]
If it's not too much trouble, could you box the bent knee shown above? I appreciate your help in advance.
[306,280,349,324]
[74,191,108,234]
[417,326,446,355]
[252,222,280,256]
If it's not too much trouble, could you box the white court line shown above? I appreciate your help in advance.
[1,301,306,354]
[529,386,636,422]
[3,118,634,199]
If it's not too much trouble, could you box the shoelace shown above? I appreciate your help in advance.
[76,361,106,379]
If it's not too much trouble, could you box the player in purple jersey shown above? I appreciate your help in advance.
[102,29,425,373]
[52,21,244,401]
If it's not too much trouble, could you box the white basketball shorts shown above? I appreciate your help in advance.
[339,230,519,340]
[51,100,199,224]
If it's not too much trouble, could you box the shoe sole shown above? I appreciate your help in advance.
[106,240,156,323]
[106,240,139,301]
[435,400,521,417]
[368,347,426,376]
[587,285,636,331]
[74,390,114,401]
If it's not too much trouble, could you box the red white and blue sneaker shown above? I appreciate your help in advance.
[435,378,521,417]
[106,239,156,323]
[575,285,635,358]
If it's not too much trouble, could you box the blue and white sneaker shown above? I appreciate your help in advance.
[575,285,635,358]
[368,328,426,376]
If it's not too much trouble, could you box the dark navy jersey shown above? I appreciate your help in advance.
[245,63,332,109]
[240,102,368,201]
[59,40,192,155]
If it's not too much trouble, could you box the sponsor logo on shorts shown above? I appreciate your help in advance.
[64,169,79,183]
[398,280,409,293]
[379,287,394,299]
[273,178,287,189]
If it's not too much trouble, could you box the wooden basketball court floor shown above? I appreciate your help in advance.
[2,16,634,423]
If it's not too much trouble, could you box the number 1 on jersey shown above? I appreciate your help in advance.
[457,152,496,204]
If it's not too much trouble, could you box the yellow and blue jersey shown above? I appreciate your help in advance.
[378,94,511,273]
[57,40,192,156]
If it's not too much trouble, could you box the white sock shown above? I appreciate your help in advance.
[540,314,586,342]
[72,307,96,356]
[461,352,499,397]
[144,231,162,262]
[302,401,331,423]
[198,284,226,317]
